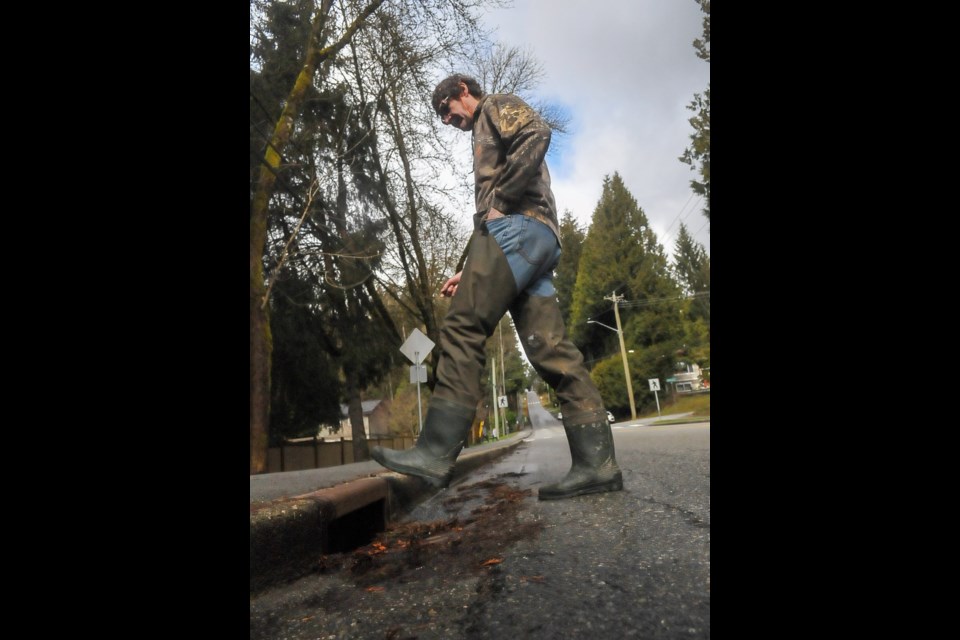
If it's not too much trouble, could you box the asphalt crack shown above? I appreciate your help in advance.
[640,495,710,529]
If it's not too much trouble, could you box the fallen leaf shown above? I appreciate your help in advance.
[481,557,503,566]
[366,586,385,592]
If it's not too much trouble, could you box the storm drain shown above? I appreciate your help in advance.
[325,497,387,553]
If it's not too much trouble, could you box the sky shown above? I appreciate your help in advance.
[476,0,710,258]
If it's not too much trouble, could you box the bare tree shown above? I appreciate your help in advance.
[470,44,570,133]
[250,0,556,471]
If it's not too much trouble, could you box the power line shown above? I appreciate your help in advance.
[661,192,696,240]
[608,291,710,312]
[691,217,709,239]
[659,195,704,252]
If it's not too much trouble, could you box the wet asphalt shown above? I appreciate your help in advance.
[250,395,709,639]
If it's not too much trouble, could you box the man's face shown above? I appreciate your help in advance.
[438,93,474,132]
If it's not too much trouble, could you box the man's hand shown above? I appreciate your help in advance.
[441,271,462,297]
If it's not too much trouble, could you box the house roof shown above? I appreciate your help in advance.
[339,399,384,417]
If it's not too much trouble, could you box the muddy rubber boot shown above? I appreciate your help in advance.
[538,420,623,500]
[370,397,476,488]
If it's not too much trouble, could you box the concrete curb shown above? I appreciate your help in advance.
[250,431,529,593]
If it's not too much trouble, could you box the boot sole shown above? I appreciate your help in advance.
[537,477,624,501]
[370,449,451,488]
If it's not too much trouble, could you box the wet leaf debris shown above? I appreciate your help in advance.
[315,478,542,588]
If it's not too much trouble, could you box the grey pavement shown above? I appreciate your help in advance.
[250,415,710,638]
[249,411,704,592]
[250,431,532,592]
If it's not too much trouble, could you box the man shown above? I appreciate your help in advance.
[371,74,622,500]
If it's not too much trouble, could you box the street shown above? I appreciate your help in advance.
[250,392,710,639]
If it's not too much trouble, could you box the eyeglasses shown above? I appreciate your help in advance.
[438,96,452,118]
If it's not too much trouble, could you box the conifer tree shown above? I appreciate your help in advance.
[268,265,344,444]
[569,173,683,414]
[554,210,585,328]
[679,0,710,220]
[249,0,389,473]
[672,223,710,299]
[672,222,710,370]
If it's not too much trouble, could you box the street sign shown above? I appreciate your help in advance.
[400,329,435,436]
[410,364,427,383]
[498,395,508,408]
[400,328,435,365]
[649,378,662,418]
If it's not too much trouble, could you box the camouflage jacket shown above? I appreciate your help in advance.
[471,94,560,243]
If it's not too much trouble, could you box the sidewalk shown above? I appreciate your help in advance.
[628,411,699,426]
[250,430,531,592]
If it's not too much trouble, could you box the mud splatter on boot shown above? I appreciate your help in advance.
[538,420,623,500]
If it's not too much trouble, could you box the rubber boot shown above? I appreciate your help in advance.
[538,420,623,500]
[370,397,476,488]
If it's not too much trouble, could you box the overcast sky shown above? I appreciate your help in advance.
[477,0,710,258]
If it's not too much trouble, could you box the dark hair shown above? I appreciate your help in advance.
[431,74,484,115]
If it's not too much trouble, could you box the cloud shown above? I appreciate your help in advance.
[482,0,710,258]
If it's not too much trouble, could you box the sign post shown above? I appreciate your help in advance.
[491,357,498,439]
[400,329,436,436]
[648,378,661,418]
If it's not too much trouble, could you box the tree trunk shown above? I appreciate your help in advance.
[347,384,369,461]
[249,0,386,474]
[250,207,272,474]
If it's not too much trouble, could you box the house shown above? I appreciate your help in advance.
[316,398,392,439]
[673,363,707,393]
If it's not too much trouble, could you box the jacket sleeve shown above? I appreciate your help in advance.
[488,98,552,213]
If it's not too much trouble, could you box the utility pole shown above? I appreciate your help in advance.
[491,357,499,440]
[498,323,507,434]
[605,291,637,420]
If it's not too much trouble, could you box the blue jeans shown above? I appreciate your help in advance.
[485,214,562,296]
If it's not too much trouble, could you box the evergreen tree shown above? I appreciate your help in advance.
[554,210,585,328]
[569,173,678,349]
[672,223,710,370]
[249,0,390,473]
[672,223,710,300]
[569,173,684,415]
[569,173,634,353]
[679,0,710,220]
[268,265,343,445]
